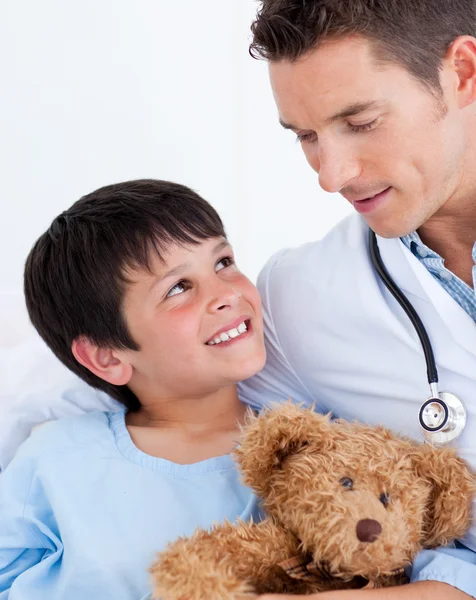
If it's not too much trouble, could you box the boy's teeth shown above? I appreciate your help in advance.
[207,321,248,345]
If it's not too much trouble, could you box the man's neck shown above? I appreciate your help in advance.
[417,204,476,288]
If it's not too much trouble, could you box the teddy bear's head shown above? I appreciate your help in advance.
[236,403,474,582]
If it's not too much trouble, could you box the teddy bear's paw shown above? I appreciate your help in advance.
[152,571,255,600]
[151,555,256,600]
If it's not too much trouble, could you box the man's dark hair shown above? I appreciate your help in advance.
[250,0,476,95]
[24,179,226,411]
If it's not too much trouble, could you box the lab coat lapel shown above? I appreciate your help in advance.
[376,234,476,359]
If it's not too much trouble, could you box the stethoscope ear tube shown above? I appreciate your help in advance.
[368,228,439,385]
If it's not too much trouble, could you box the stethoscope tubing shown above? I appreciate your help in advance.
[368,229,467,445]
[368,228,439,385]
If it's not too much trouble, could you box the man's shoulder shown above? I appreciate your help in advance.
[259,214,368,289]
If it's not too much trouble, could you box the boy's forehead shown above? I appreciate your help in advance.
[157,236,230,266]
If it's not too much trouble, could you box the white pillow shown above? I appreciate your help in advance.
[0,292,120,470]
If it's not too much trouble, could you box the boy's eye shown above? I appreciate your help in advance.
[166,280,189,298]
[165,256,234,298]
[216,256,234,271]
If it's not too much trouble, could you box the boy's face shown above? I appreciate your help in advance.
[269,35,469,238]
[117,237,266,402]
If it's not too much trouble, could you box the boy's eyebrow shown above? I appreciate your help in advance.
[212,239,231,255]
[279,100,384,131]
[149,239,232,291]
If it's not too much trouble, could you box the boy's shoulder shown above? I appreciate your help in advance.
[15,409,122,465]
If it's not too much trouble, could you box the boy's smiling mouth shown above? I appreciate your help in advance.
[206,319,251,346]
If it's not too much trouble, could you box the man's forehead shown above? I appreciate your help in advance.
[268,34,384,79]
[268,39,394,128]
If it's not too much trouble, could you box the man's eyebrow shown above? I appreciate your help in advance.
[279,118,300,131]
[325,101,384,124]
[149,239,231,291]
[279,101,384,131]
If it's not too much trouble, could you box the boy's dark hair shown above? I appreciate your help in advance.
[250,0,476,95]
[24,179,226,411]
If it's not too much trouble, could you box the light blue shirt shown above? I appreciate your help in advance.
[401,232,476,321]
[0,410,261,600]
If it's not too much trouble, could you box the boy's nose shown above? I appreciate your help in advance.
[208,282,242,312]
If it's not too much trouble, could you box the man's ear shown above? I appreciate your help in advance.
[72,337,133,386]
[235,401,332,498]
[444,36,476,109]
[410,444,475,548]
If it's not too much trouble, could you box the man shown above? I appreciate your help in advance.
[238,1,476,598]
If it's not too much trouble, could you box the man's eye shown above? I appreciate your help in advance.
[296,131,317,144]
[166,280,189,298]
[348,119,378,133]
[216,256,234,272]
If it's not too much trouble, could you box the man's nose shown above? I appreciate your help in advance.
[207,280,241,312]
[308,144,361,194]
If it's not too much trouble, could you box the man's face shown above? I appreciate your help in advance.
[118,237,266,403]
[269,36,468,237]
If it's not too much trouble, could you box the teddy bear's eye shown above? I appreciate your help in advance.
[339,477,354,490]
[380,493,390,507]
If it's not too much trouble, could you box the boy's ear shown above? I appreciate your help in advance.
[72,337,133,386]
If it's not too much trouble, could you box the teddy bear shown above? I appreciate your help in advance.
[151,402,475,599]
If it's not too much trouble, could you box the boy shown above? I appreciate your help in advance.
[0,179,267,599]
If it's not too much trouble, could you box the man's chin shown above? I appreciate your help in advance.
[365,218,415,239]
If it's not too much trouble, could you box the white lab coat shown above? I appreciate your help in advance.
[238,213,476,552]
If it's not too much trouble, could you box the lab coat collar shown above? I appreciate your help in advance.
[375,232,476,359]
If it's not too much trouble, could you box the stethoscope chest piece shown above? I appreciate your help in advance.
[369,228,467,446]
[419,392,467,446]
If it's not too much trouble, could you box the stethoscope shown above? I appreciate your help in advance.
[369,228,467,446]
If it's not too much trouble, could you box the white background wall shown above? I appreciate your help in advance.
[0,0,351,340]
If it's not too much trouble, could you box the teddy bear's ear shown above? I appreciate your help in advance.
[235,401,332,497]
[410,444,475,548]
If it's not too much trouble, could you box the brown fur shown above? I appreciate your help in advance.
[151,403,475,599]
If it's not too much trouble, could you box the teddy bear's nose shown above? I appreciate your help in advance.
[356,519,382,543]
